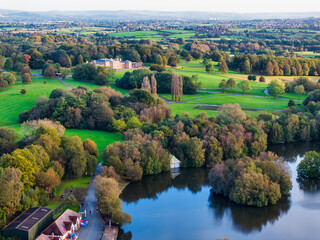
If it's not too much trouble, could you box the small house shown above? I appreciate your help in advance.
[170,155,180,169]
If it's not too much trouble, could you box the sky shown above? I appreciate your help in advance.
[2,0,320,12]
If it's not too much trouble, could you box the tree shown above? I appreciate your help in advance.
[219,79,227,93]
[259,76,266,82]
[127,116,142,129]
[43,65,56,78]
[0,167,23,219]
[242,60,251,74]
[288,100,296,107]
[94,176,131,225]
[205,63,215,74]
[151,73,157,97]
[129,89,156,106]
[113,119,127,132]
[0,128,17,157]
[141,76,151,92]
[302,63,310,76]
[4,58,13,70]
[1,72,16,86]
[83,139,99,157]
[297,151,320,179]
[62,136,87,178]
[168,55,179,67]
[0,77,8,89]
[226,78,236,88]
[219,60,229,74]
[22,73,32,84]
[265,61,274,76]
[268,79,285,98]
[294,85,305,100]
[60,68,71,79]
[36,169,61,194]
[283,63,291,76]
[0,148,40,189]
[150,64,165,72]
[238,80,252,94]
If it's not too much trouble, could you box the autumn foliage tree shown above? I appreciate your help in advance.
[94,176,131,225]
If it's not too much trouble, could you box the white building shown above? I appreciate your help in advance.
[170,155,180,169]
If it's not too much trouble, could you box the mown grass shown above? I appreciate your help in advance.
[168,103,274,117]
[187,95,291,110]
[0,77,68,126]
[169,62,269,88]
[158,92,214,101]
[64,129,123,160]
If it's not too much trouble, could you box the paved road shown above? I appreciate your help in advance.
[77,163,105,240]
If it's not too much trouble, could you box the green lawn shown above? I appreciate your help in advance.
[64,129,123,159]
[159,92,215,101]
[169,62,269,89]
[108,30,196,40]
[168,103,274,117]
[0,77,68,126]
[187,95,290,110]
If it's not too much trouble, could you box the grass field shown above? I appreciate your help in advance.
[168,103,274,117]
[187,95,291,110]
[64,129,123,159]
[0,77,68,126]
[295,51,320,58]
[108,30,196,40]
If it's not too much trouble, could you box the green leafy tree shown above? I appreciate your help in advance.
[294,85,305,100]
[205,63,215,74]
[219,79,227,93]
[61,136,86,178]
[0,128,17,157]
[297,151,320,179]
[4,58,13,70]
[226,78,236,88]
[238,80,252,94]
[268,79,285,98]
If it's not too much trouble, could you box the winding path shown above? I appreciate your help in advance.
[57,77,73,89]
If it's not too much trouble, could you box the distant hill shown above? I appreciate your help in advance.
[0,9,320,21]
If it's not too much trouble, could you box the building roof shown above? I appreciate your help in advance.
[37,209,81,240]
[4,207,52,232]
[170,155,180,164]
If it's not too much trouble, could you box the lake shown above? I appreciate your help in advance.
[119,142,320,240]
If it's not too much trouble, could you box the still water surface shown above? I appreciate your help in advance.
[119,142,320,240]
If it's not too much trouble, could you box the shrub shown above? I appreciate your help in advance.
[22,73,32,84]
[259,76,266,82]
[288,100,295,107]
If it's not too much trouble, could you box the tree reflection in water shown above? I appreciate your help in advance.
[298,178,320,194]
[268,141,320,163]
[208,191,291,233]
[119,142,320,239]
[120,168,209,203]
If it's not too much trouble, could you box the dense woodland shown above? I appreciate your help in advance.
[0,120,98,226]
